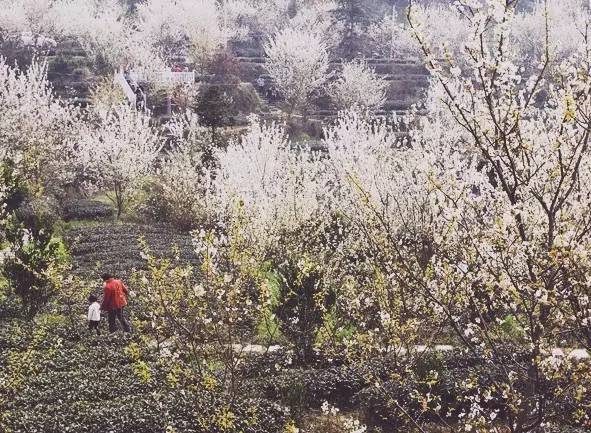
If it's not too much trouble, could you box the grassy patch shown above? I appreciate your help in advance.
[90,191,116,207]
[255,269,286,346]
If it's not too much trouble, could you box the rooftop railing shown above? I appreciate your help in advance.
[129,70,195,84]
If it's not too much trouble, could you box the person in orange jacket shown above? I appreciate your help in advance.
[101,273,132,333]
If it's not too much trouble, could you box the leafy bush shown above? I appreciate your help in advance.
[1,166,68,318]
[205,51,241,85]
[195,83,261,130]
[135,146,212,230]
[257,365,365,418]
[246,347,591,431]
[354,348,591,431]
[272,255,325,365]
[0,160,27,219]
[132,224,265,398]
[264,223,339,366]
[1,222,68,318]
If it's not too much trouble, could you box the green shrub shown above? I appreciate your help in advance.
[258,365,365,417]
[1,222,69,318]
[0,164,68,318]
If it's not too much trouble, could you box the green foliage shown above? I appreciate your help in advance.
[134,176,208,231]
[315,308,356,351]
[125,342,152,383]
[498,314,527,340]
[260,364,364,413]
[195,85,237,128]
[332,0,376,57]
[193,83,261,159]
[273,252,324,365]
[0,160,27,218]
[1,210,69,318]
[0,275,8,305]
[132,214,264,398]
[62,199,115,223]
[266,222,338,366]
[256,269,285,346]
[0,163,69,318]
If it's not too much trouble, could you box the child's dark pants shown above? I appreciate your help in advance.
[88,320,100,335]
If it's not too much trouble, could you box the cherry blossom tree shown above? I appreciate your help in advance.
[219,0,258,26]
[312,111,437,413]
[403,2,472,58]
[367,9,418,59]
[134,212,266,402]
[0,0,147,69]
[166,110,211,157]
[150,145,213,229]
[215,116,322,250]
[50,0,164,72]
[140,111,215,229]
[137,0,232,69]
[289,0,338,45]
[205,1,591,430]
[369,0,589,64]
[77,104,164,218]
[264,27,330,115]
[312,0,591,430]
[0,0,62,49]
[329,59,388,112]
[220,0,292,35]
[512,0,588,61]
[0,58,80,196]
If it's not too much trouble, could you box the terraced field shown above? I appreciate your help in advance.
[64,222,198,279]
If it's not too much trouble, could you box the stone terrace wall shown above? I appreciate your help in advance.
[44,39,98,106]
[0,38,97,106]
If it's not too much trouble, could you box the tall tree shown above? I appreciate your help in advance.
[264,27,329,115]
[77,104,164,218]
[332,0,372,58]
[329,59,389,112]
[193,84,237,161]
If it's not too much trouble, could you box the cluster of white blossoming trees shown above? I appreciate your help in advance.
[0,0,392,116]
[1,0,591,432]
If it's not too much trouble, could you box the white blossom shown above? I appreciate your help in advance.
[264,27,329,113]
[329,60,388,112]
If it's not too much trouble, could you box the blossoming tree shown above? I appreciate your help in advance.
[77,104,164,218]
[314,0,591,430]
[0,58,80,196]
[264,27,330,115]
[215,116,322,248]
[329,59,388,112]
[0,0,62,49]
[137,0,233,69]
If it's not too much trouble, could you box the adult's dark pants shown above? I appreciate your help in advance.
[107,308,131,333]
